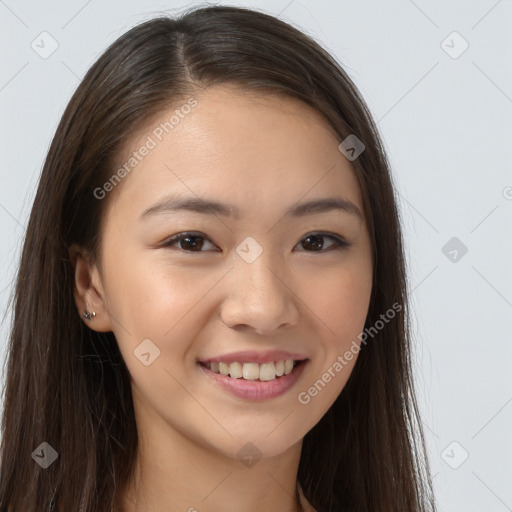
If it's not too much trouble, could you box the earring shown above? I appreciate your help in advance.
[82,310,96,320]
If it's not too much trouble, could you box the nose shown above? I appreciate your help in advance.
[220,255,300,335]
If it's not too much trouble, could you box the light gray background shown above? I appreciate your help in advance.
[1,1,511,510]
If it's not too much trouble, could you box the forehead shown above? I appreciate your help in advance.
[104,85,365,225]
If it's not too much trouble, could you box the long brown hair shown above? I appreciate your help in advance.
[0,5,437,511]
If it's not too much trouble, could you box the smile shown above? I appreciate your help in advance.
[201,359,301,381]
[198,359,308,401]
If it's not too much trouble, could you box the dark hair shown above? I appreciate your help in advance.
[0,5,437,511]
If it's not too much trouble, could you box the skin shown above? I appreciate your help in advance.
[70,84,373,512]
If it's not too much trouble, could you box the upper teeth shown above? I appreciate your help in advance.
[208,360,296,381]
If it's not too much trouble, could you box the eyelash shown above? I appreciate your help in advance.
[161,231,351,254]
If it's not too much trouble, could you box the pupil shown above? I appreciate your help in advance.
[303,235,323,251]
[181,235,325,251]
[183,236,203,251]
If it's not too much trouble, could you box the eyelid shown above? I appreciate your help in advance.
[161,231,351,252]
[161,231,219,251]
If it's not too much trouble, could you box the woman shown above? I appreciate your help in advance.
[0,5,437,511]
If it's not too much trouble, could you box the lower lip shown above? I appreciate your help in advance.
[197,360,308,401]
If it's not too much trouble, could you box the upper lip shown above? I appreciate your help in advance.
[198,350,308,365]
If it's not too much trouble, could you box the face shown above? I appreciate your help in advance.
[74,84,373,461]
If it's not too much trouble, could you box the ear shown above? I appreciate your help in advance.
[68,244,114,332]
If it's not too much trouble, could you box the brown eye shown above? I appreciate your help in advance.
[297,232,350,252]
[163,232,217,252]
[162,231,350,254]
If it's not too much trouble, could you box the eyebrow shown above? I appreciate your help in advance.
[140,196,363,221]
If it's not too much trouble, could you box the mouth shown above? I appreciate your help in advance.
[197,358,309,401]
[199,359,305,381]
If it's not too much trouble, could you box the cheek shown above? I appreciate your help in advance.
[295,260,371,411]
[304,261,372,346]
[103,244,205,335]
[100,245,210,380]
